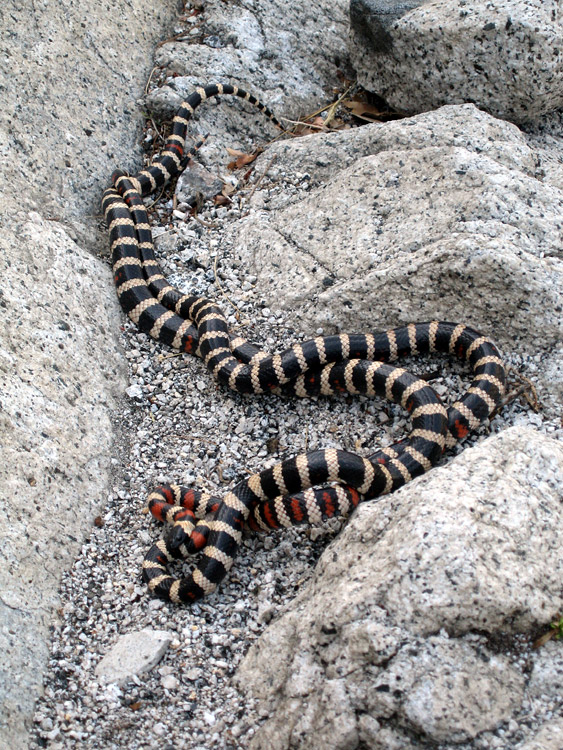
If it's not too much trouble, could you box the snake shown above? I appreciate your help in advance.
[102,84,506,603]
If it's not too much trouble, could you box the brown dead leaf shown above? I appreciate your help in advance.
[221,182,235,196]
[300,116,326,134]
[214,194,232,206]
[533,630,556,649]
[266,437,279,454]
[227,153,258,170]
[310,116,326,129]
[342,99,387,122]
[225,147,246,156]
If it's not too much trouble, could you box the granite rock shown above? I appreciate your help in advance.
[237,427,563,748]
[95,630,173,686]
[231,104,563,415]
[0,0,176,746]
[349,0,563,124]
[148,0,350,120]
[519,719,563,750]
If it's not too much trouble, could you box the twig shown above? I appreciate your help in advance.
[493,367,540,416]
[246,154,278,202]
[146,184,166,210]
[279,85,355,132]
[322,84,355,127]
[144,67,158,96]
[194,216,219,229]
[149,117,163,145]
[156,31,193,49]
[279,117,327,132]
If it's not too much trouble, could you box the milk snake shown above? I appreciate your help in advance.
[102,84,506,603]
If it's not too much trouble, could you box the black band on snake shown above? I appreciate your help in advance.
[102,84,506,603]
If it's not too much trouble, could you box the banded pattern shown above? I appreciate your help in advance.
[103,83,506,603]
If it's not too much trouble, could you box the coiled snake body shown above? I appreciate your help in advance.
[102,84,506,603]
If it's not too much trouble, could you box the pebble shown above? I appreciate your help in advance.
[161,675,179,690]
[125,384,144,399]
[94,630,172,686]
[186,668,202,681]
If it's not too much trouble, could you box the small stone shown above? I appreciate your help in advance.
[126,385,144,400]
[176,162,224,205]
[40,717,54,732]
[185,668,202,681]
[95,630,172,686]
[161,675,179,690]
[529,641,563,699]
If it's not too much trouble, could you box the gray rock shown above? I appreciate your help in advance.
[0,206,127,746]
[370,638,524,743]
[126,384,145,400]
[519,718,563,750]
[528,641,563,700]
[148,0,351,122]
[233,104,563,412]
[0,0,176,747]
[143,0,352,167]
[176,161,225,205]
[237,427,563,748]
[349,0,563,124]
[1,0,177,252]
[95,630,172,685]
[349,0,426,54]
[250,100,539,185]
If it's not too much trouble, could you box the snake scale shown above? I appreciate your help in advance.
[102,83,506,603]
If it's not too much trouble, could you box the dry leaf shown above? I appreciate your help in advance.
[214,194,232,206]
[533,630,556,649]
[341,99,387,121]
[227,152,258,170]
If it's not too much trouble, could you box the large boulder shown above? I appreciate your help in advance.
[145,0,351,147]
[0,207,126,744]
[0,0,177,746]
[230,104,563,414]
[237,427,563,749]
[349,0,563,124]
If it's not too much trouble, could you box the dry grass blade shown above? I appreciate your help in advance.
[280,116,328,133]
[277,84,355,135]
[144,67,159,96]
[533,615,563,649]
[496,368,540,415]
[246,154,278,201]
